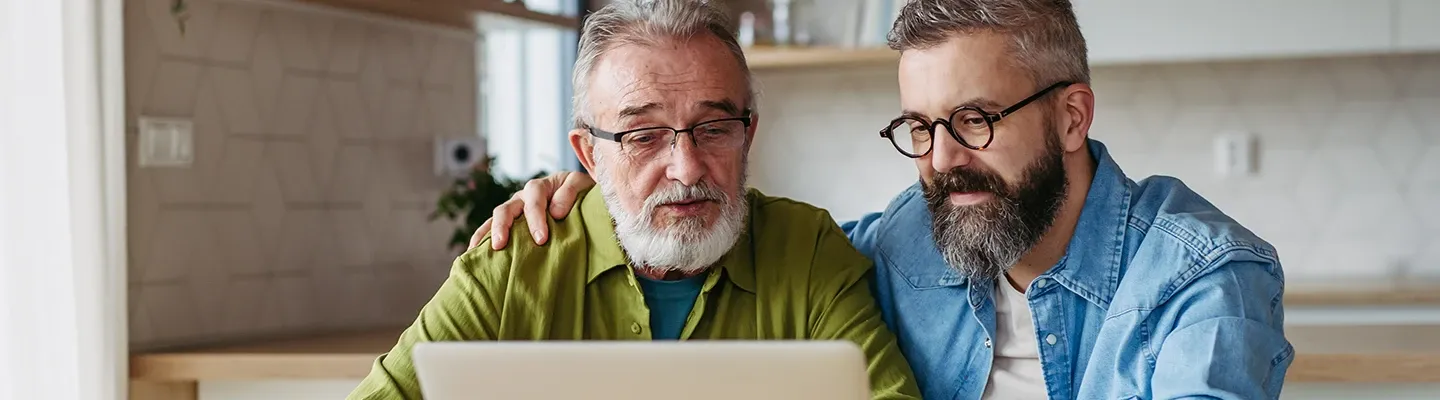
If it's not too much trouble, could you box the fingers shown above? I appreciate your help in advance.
[469,219,493,250]
[520,180,551,245]
[549,172,595,220]
[488,200,523,250]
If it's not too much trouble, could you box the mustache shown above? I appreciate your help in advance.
[927,166,1009,197]
[643,181,728,211]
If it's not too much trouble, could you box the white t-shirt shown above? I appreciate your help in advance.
[982,278,1048,399]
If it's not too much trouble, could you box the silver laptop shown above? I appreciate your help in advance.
[412,340,871,400]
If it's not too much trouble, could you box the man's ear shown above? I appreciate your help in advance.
[1058,83,1094,153]
[569,128,597,173]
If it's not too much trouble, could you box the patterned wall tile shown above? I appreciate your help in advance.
[1409,146,1440,230]
[327,20,367,75]
[209,66,263,134]
[127,0,474,349]
[274,274,317,329]
[145,61,203,118]
[1373,109,1428,177]
[136,282,202,342]
[379,84,421,138]
[206,4,261,64]
[326,80,372,138]
[329,144,374,203]
[273,74,322,137]
[272,12,324,72]
[1327,57,1400,102]
[266,141,321,202]
[422,39,463,87]
[208,137,265,201]
[308,96,341,186]
[378,30,420,82]
[248,22,284,133]
[142,210,213,283]
[331,209,376,269]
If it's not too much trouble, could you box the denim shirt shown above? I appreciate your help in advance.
[842,139,1293,400]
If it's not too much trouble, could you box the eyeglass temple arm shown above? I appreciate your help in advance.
[993,81,1074,121]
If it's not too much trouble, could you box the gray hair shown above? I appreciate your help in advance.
[572,0,755,129]
[887,0,1090,88]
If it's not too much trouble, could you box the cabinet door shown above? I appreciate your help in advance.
[1396,0,1440,51]
[1074,0,1393,64]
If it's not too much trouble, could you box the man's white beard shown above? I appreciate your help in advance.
[593,160,749,274]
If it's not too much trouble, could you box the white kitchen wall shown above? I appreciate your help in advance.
[749,53,1440,281]
[125,0,475,350]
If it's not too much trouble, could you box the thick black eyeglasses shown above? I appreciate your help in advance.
[880,81,1073,158]
[587,110,753,160]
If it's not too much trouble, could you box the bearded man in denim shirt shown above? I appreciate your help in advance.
[475,0,1293,398]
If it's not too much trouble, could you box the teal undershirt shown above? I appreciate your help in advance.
[635,273,706,340]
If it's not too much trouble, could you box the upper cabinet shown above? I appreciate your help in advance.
[1074,0,1393,64]
[749,0,1438,70]
[1397,0,1440,51]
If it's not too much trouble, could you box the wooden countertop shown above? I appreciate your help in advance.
[132,325,1440,383]
[1284,282,1440,306]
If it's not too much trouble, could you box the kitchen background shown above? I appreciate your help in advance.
[125,0,471,350]
[109,0,1440,398]
[120,0,1440,393]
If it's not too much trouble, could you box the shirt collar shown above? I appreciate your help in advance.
[579,186,758,293]
[1042,139,1131,309]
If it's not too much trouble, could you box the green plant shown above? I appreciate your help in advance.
[430,157,545,252]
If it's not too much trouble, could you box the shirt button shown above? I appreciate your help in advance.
[984,338,992,348]
[1035,279,1049,289]
[1045,334,1058,345]
[630,322,642,334]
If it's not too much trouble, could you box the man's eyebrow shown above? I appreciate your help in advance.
[698,99,742,116]
[900,98,1006,120]
[618,102,662,118]
[954,97,1004,112]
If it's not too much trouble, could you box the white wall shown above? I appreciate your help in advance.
[748,53,1440,282]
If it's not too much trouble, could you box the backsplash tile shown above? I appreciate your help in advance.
[750,53,1440,281]
[126,0,473,350]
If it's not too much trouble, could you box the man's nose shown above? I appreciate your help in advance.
[930,127,975,172]
[665,132,705,186]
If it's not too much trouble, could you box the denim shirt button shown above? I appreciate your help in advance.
[1045,334,1058,345]
[984,338,992,348]
[1035,279,1049,289]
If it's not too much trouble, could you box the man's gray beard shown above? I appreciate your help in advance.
[592,152,750,274]
[929,199,1044,281]
[924,132,1069,281]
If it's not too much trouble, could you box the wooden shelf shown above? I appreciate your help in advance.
[288,0,578,30]
[744,46,898,70]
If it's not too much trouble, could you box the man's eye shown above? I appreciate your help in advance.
[700,127,729,136]
[629,133,657,144]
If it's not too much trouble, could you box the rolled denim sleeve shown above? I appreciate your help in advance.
[1150,261,1293,400]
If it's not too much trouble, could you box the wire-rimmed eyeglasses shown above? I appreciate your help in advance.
[880,81,1073,158]
[587,110,753,160]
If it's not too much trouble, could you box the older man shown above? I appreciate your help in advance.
[346,1,919,399]
[478,0,1293,399]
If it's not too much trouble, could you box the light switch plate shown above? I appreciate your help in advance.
[1213,131,1256,178]
[138,117,193,167]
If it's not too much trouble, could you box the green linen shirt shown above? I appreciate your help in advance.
[347,187,921,400]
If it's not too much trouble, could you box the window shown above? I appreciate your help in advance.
[479,0,581,180]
